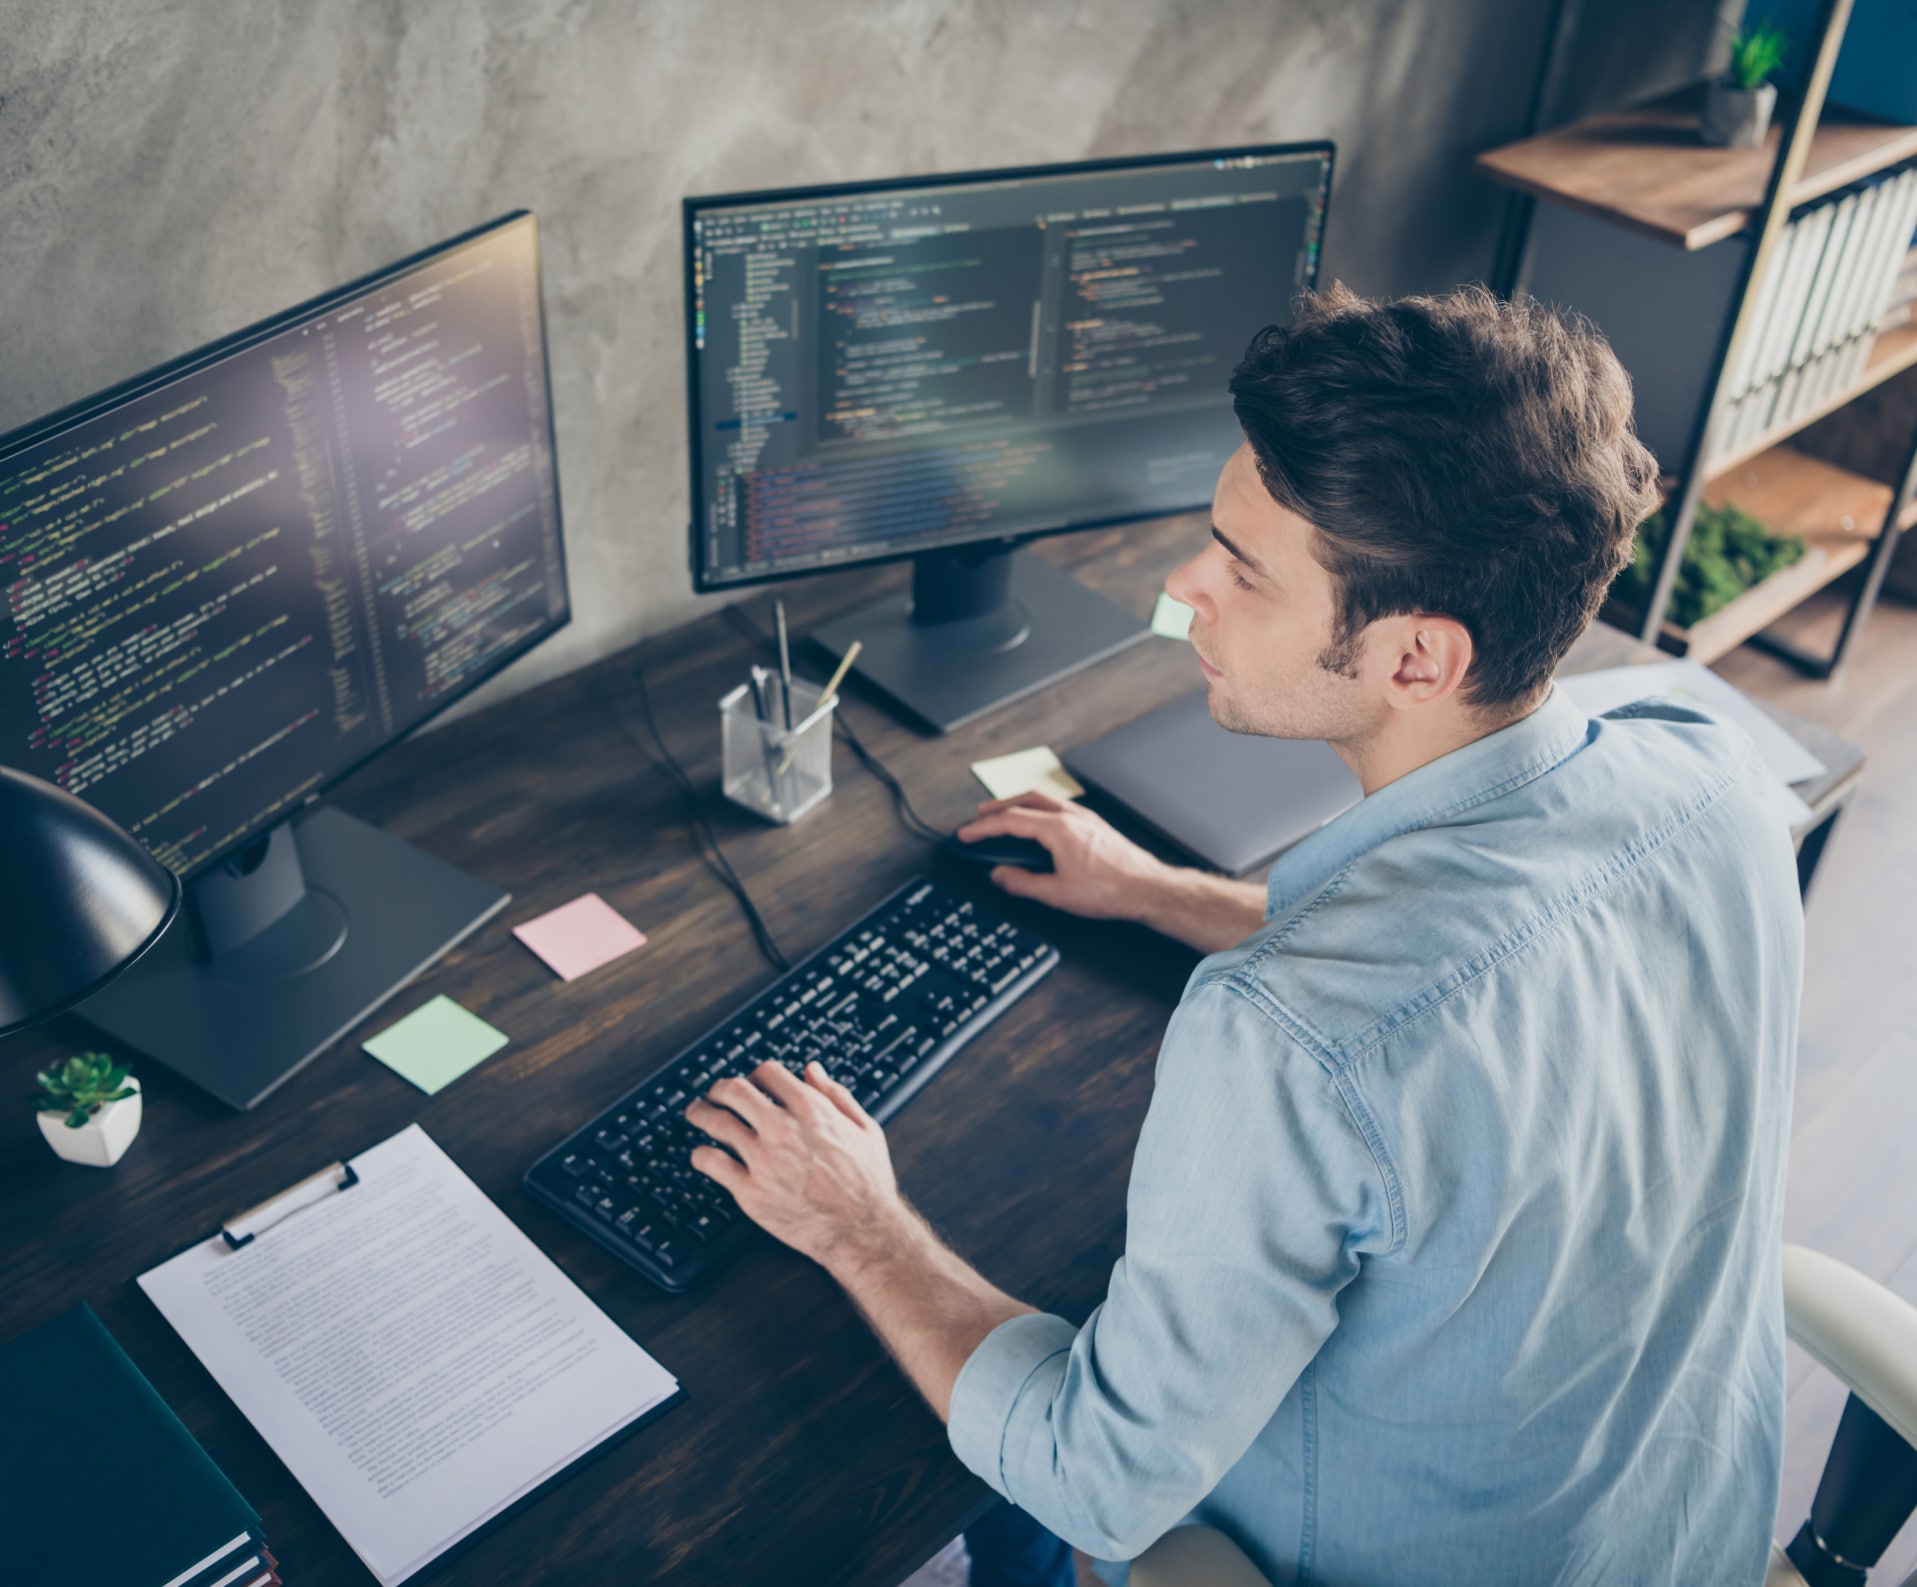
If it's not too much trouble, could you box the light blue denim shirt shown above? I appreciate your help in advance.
[948,687,1802,1585]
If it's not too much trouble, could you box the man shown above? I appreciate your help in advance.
[686,285,1802,1585]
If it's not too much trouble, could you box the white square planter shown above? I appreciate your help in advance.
[36,1080,142,1167]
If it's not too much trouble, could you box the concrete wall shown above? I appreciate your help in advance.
[0,0,1714,716]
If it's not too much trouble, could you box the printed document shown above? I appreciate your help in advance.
[140,1124,677,1586]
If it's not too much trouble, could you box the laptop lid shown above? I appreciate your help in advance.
[1065,690,1360,876]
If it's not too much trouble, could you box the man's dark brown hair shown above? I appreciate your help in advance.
[1229,283,1661,713]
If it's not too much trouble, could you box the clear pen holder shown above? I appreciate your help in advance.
[720,673,835,824]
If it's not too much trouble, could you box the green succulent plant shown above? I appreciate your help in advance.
[32,1052,137,1129]
[1728,18,1789,93]
[1613,500,1807,630]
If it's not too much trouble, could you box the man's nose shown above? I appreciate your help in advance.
[1165,552,1211,618]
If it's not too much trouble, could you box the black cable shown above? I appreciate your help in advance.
[721,602,945,842]
[630,634,790,972]
[835,713,945,842]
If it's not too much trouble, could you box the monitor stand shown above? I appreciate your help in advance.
[75,807,508,1111]
[809,545,1149,734]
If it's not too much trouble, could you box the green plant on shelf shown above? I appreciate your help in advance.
[32,1052,136,1129]
[1727,17,1789,93]
[1614,501,1807,630]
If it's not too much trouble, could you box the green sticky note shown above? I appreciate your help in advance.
[1150,590,1195,640]
[363,995,509,1095]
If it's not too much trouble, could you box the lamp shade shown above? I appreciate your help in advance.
[1,765,181,1037]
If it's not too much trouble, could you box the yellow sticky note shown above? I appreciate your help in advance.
[970,745,1084,802]
[1150,590,1195,640]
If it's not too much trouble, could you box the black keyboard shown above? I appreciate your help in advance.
[524,877,1059,1292]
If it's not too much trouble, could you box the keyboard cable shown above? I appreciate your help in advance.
[627,633,791,972]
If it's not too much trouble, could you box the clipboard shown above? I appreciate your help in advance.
[140,1125,683,1587]
[218,1159,360,1249]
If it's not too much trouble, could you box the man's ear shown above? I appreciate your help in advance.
[1377,614,1474,709]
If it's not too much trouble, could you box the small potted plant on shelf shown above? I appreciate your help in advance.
[33,1052,143,1167]
[1612,500,1807,633]
[1704,17,1788,148]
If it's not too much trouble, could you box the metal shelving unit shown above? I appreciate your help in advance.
[1476,0,1917,676]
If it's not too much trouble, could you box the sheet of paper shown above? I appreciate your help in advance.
[1150,590,1195,640]
[1560,661,1826,784]
[140,1126,678,1587]
[363,995,508,1094]
[970,745,1084,801]
[512,893,646,981]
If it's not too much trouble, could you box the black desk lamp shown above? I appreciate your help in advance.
[1,766,180,1038]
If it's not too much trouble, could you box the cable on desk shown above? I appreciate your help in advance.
[630,635,790,973]
[722,602,945,844]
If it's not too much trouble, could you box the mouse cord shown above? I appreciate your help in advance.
[630,633,790,973]
[721,602,946,843]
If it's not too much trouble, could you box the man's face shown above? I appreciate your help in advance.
[1164,442,1375,743]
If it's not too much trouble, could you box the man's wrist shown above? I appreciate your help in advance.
[1122,851,1186,929]
[1135,863,1268,952]
[1132,856,1211,936]
[818,1192,935,1287]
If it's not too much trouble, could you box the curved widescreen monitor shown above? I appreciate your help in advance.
[685,142,1334,594]
[0,211,568,880]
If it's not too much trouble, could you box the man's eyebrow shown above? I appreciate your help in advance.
[1211,525,1272,579]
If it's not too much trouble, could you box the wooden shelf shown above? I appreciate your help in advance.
[1612,445,1894,661]
[1475,86,1917,250]
[1705,321,1917,479]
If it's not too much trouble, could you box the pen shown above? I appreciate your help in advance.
[774,599,794,731]
[748,666,784,807]
[773,641,861,778]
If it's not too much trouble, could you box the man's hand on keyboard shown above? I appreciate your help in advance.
[687,1060,912,1267]
[690,1062,1033,1426]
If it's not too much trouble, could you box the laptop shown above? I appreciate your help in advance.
[1065,690,1361,876]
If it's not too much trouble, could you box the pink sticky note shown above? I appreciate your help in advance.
[512,893,647,981]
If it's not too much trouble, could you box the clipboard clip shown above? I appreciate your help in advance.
[220,1160,361,1250]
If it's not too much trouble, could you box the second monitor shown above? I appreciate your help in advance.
[0,212,567,1107]
[685,142,1334,732]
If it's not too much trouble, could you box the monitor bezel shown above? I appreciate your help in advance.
[0,210,572,882]
[681,139,1335,595]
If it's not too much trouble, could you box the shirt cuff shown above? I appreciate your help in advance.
[947,1310,1079,1493]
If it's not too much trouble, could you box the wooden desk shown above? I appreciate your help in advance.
[0,515,1865,1586]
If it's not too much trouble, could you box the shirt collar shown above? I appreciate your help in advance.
[1266,685,1592,917]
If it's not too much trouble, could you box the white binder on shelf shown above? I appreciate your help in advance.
[1792,191,1858,376]
[1863,170,1917,336]
[1810,188,1867,361]
[1833,178,1890,348]
[1764,203,1834,388]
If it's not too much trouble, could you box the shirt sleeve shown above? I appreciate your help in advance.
[946,976,1393,1560]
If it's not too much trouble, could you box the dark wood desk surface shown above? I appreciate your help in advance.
[0,515,1864,1587]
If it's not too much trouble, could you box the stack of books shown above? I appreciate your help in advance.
[0,1305,280,1587]
[1708,161,1917,467]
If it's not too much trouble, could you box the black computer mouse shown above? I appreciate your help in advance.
[939,830,1055,873]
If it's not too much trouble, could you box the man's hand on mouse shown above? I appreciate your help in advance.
[956,791,1172,920]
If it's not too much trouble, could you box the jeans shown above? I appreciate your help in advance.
[964,1500,1075,1587]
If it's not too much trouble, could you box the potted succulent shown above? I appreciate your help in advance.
[1703,18,1788,148]
[33,1052,143,1167]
